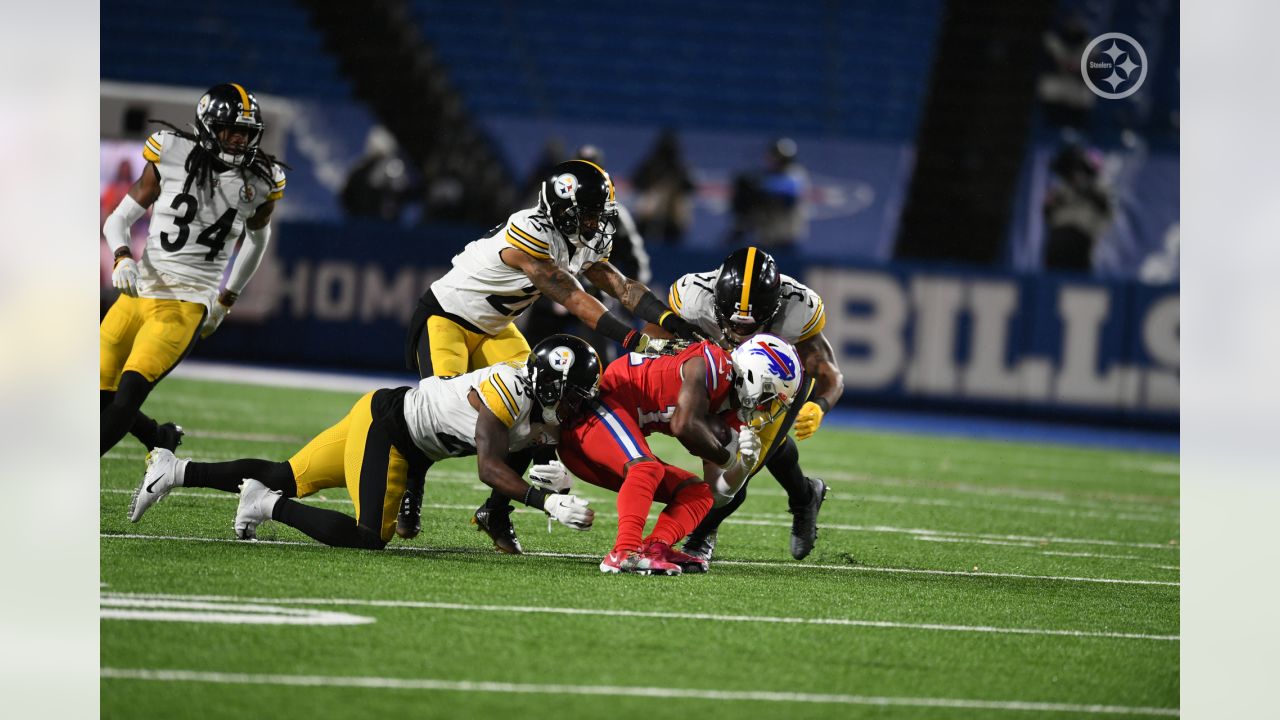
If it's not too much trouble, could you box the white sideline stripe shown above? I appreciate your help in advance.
[171,360,411,392]
[1152,565,1180,571]
[102,592,1178,642]
[99,533,1180,587]
[99,668,1179,716]
[100,597,372,626]
[103,489,1176,552]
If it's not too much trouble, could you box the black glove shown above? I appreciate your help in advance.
[659,312,706,341]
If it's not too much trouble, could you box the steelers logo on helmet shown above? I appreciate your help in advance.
[552,173,578,200]
[197,94,211,115]
[549,346,576,374]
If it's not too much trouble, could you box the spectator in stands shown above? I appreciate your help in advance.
[342,126,414,222]
[523,144,651,365]
[1038,13,1095,129]
[1042,142,1114,273]
[519,138,566,209]
[726,138,810,252]
[632,129,696,246]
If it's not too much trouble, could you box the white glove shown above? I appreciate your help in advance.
[736,428,762,472]
[201,301,231,338]
[528,460,573,493]
[112,258,140,297]
[543,493,593,530]
[635,336,690,356]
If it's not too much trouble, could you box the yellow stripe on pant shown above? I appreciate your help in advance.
[286,391,410,543]
[99,294,206,390]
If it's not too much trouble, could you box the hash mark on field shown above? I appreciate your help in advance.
[1041,551,1143,561]
[100,533,1181,587]
[103,592,1178,642]
[99,668,1179,715]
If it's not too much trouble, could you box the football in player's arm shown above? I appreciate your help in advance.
[127,335,600,549]
[101,83,285,457]
[657,247,843,560]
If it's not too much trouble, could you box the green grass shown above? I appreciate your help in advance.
[100,377,1179,719]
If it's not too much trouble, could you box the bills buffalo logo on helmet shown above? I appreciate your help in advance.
[749,340,797,381]
[549,347,576,373]
[552,173,578,200]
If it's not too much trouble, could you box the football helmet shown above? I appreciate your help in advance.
[527,334,602,421]
[714,247,782,342]
[730,333,803,429]
[537,160,619,254]
[195,83,264,168]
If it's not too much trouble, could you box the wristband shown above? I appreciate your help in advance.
[522,485,551,510]
[113,247,133,267]
[633,290,670,324]
[595,311,635,347]
[218,289,239,307]
[814,398,831,413]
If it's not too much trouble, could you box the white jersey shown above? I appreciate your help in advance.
[668,271,826,345]
[431,207,610,335]
[402,361,558,461]
[136,130,285,310]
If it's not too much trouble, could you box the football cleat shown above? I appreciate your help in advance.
[129,448,183,523]
[472,504,523,554]
[599,548,682,576]
[646,540,708,574]
[682,529,718,562]
[396,490,422,540]
[789,477,829,560]
[153,422,185,452]
[235,478,281,541]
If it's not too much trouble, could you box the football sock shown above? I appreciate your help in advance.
[101,389,165,449]
[689,480,750,537]
[101,371,153,456]
[272,499,385,549]
[184,459,297,495]
[766,436,813,509]
[648,480,713,546]
[614,460,664,553]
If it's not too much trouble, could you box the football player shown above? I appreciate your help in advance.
[398,159,703,553]
[100,83,286,456]
[556,335,802,574]
[664,247,845,560]
[128,335,602,550]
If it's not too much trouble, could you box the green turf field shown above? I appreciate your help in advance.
[100,377,1179,719]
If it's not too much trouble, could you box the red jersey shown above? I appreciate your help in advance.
[599,341,734,436]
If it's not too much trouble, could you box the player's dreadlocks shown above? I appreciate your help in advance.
[148,119,290,197]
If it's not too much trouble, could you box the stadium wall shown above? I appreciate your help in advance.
[198,221,1177,428]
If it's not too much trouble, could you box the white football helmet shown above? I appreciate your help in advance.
[730,333,803,429]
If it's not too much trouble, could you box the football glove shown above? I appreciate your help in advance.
[737,427,762,471]
[543,493,593,531]
[201,301,231,338]
[528,460,573,493]
[112,258,140,297]
[794,401,825,440]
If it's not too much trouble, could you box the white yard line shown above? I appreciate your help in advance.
[99,533,1180,587]
[102,489,1176,553]
[1042,551,1143,561]
[101,591,1177,642]
[822,470,1179,511]
[853,493,1175,524]
[98,668,1179,716]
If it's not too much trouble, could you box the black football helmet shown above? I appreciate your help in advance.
[527,334,602,421]
[537,159,619,254]
[195,83,264,168]
[714,247,782,342]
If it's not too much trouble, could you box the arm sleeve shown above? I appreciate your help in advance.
[224,224,270,296]
[102,194,147,254]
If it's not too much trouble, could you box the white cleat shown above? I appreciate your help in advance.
[129,448,182,523]
[235,478,282,541]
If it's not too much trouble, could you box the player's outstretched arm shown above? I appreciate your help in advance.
[102,163,162,297]
[670,357,733,465]
[583,261,705,341]
[794,332,845,440]
[468,390,593,530]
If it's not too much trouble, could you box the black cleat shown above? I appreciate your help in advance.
[472,504,522,554]
[396,490,422,540]
[153,423,185,452]
[789,477,828,560]
[682,529,718,562]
